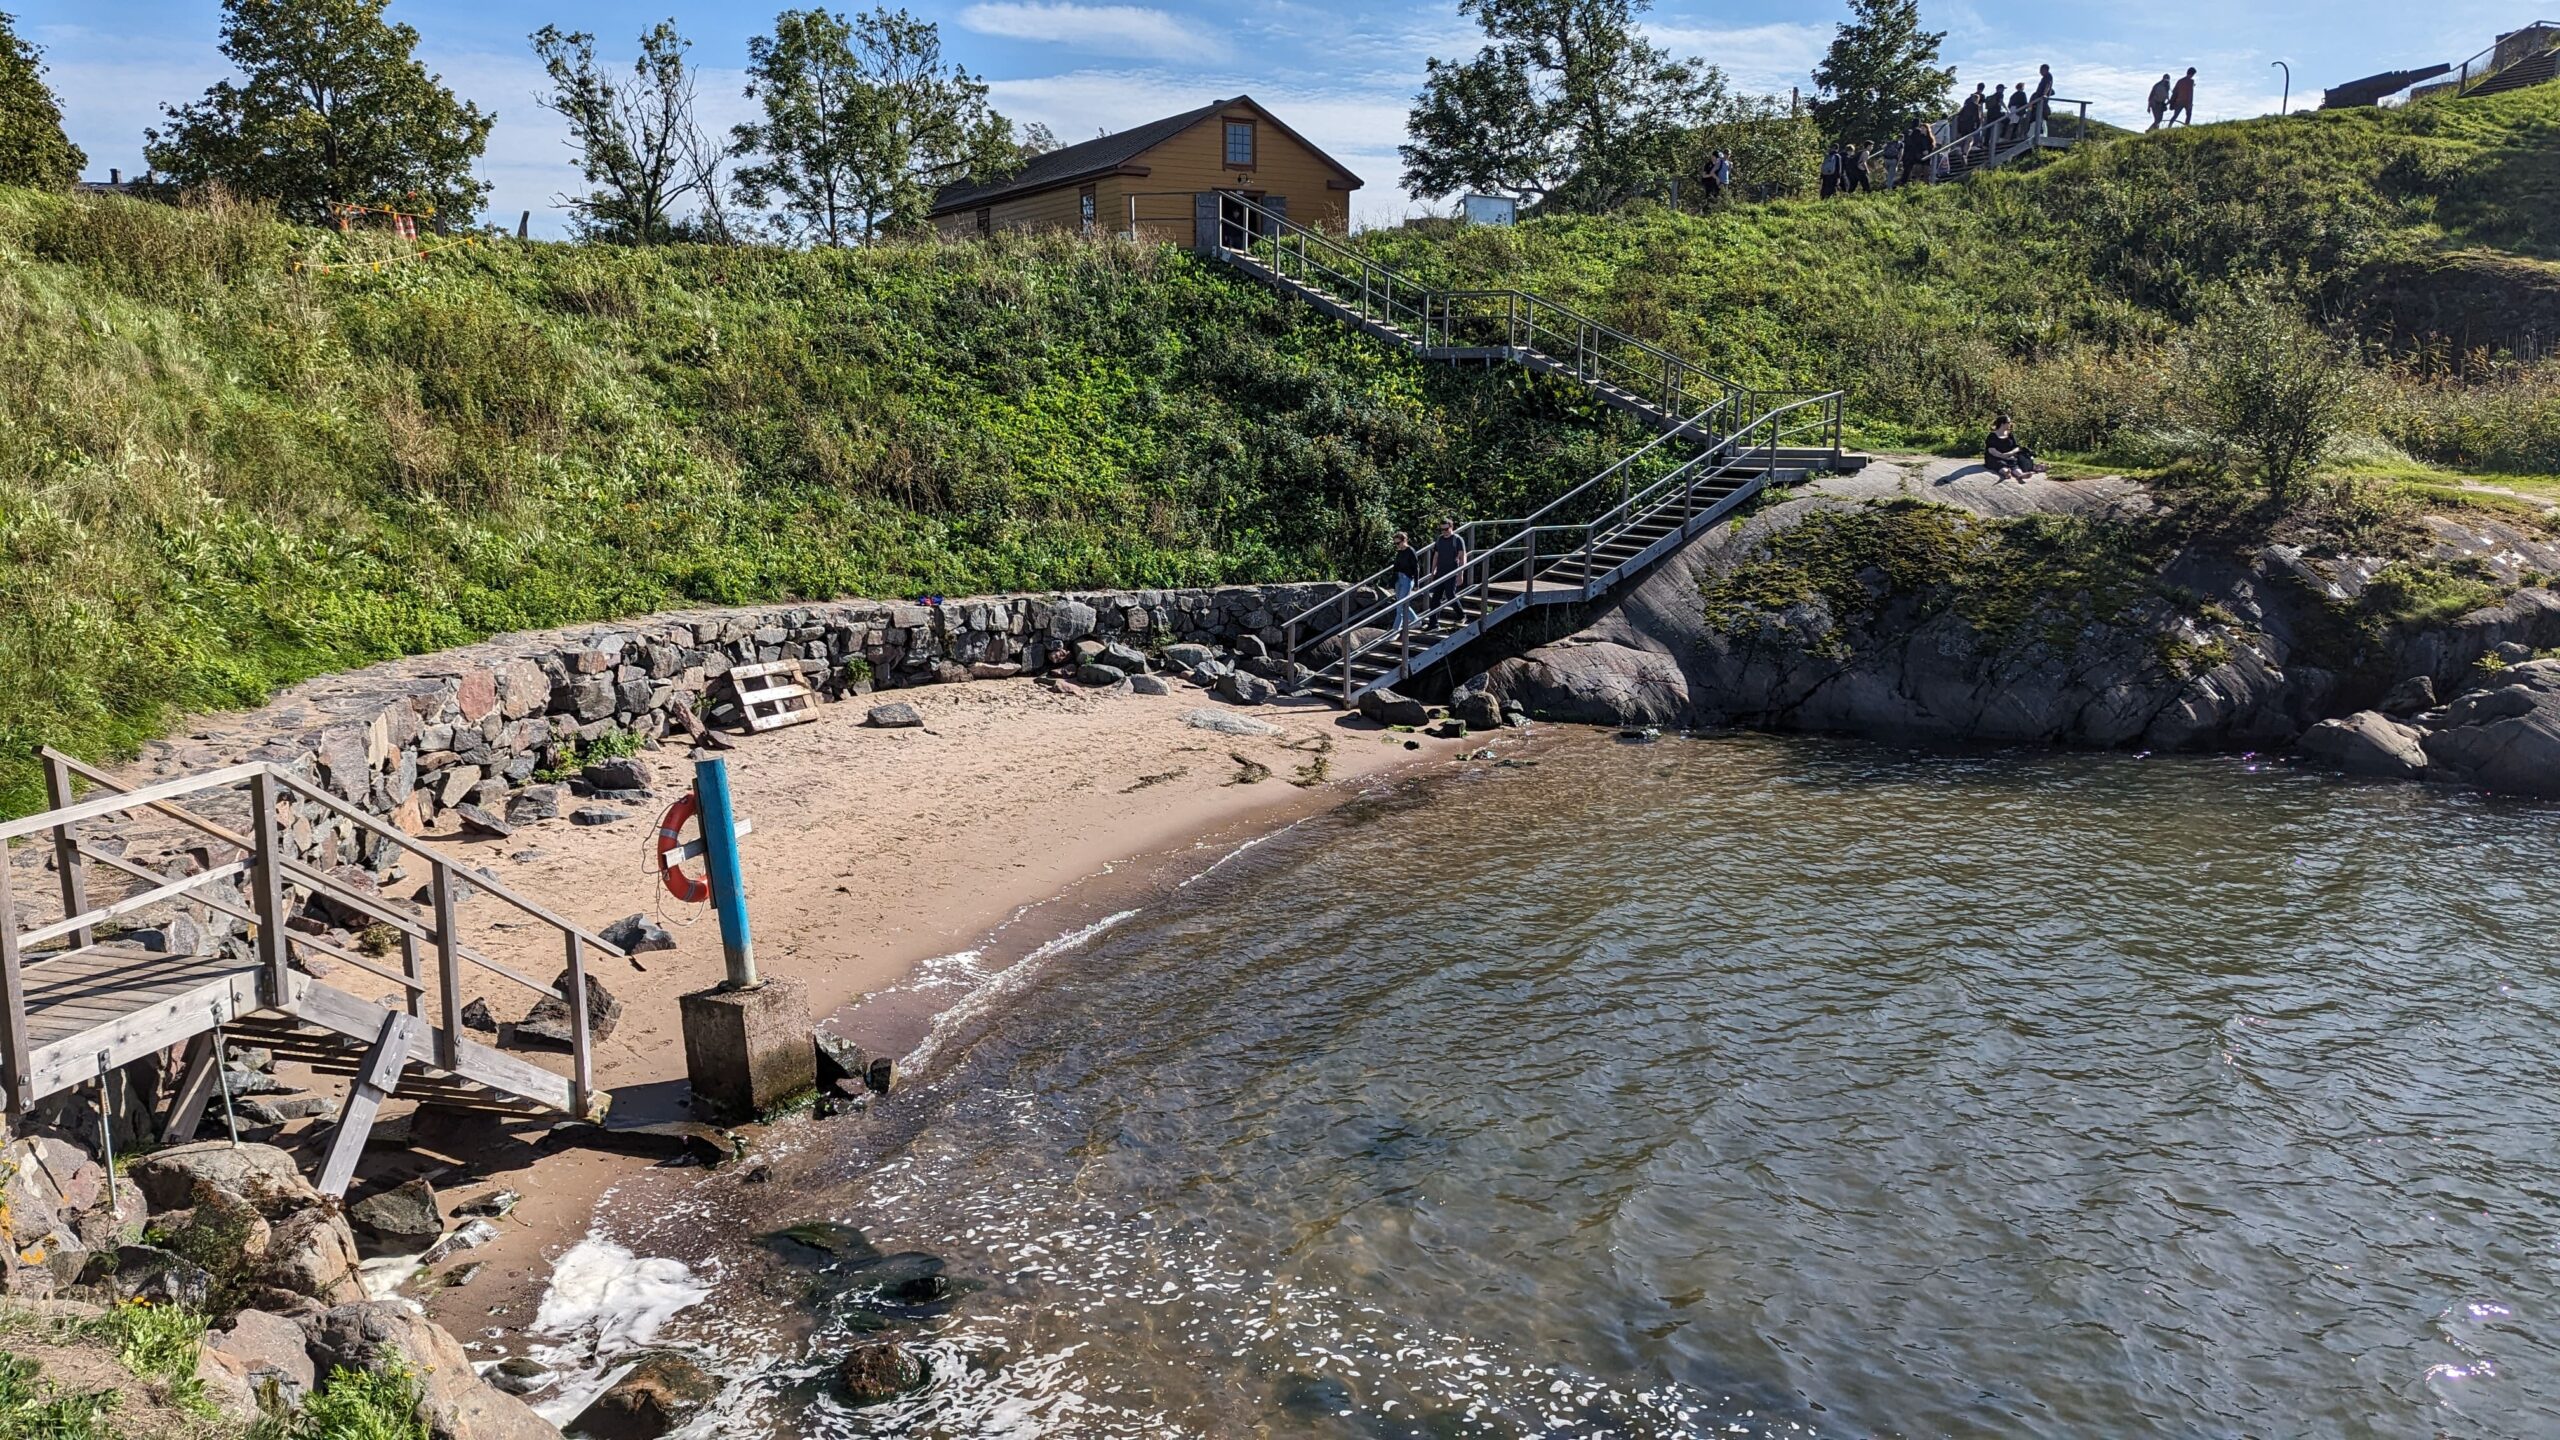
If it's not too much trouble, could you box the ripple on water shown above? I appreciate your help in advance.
[557,733,2560,1439]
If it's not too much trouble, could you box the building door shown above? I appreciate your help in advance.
[1217,191,1257,252]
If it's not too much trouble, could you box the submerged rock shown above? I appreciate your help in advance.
[571,1351,719,1440]
[833,1341,928,1405]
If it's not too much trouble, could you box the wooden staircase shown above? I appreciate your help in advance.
[1203,194,1854,706]
[1,753,623,1196]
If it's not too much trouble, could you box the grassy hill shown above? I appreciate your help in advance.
[2,84,2555,811]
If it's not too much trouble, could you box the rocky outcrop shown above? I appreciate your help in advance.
[2409,660,2560,796]
[1471,467,2560,798]
[305,1302,562,1440]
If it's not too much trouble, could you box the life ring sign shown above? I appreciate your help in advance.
[657,794,711,903]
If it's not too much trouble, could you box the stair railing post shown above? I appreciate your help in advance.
[0,860,29,1113]
[429,862,463,1070]
[400,931,424,1019]
[1525,527,1537,603]
[41,755,90,951]
[247,768,291,1005]
[563,930,593,1118]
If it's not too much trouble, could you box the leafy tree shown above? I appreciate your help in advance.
[730,8,1021,245]
[0,10,84,188]
[533,21,711,244]
[145,0,491,225]
[1401,0,1723,211]
[1810,0,1956,146]
[1687,92,1820,204]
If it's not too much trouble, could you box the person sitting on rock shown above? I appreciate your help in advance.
[1985,414,2044,482]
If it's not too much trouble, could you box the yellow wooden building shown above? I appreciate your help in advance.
[931,96,1363,250]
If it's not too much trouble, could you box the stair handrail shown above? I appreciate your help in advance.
[1308,390,1843,707]
[1282,392,1740,659]
[1221,193,1749,412]
[2455,23,2560,96]
[12,750,624,1117]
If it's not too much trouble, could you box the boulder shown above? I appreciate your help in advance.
[485,1356,557,1398]
[1048,600,1098,640]
[865,703,925,729]
[1452,690,1504,733]
[129,1141,317,1219]
[105,1243,211,1308]
[1099,641,1151,674]
[515,968,623,1047]
[349,1178,443,1246]
[1128,674,1172,697]
[600,914,677,955]
[206,1308,316,1407]
[2299,712,2430,781]
[1214,671,1276,707]
[1232,634,1270,660]
[461,998,499,1033]
[1357,688,1430,728]
[1190,659,1234,686]
[833,1341,928,1405]
[582,757,653,794]
[454,804,515,839]
[813,1033,869,1089]
[237,1095,332,1126]
[1162,643,1218,673]
[569,806,627,827]
[2418,661,2560,798]
[1074,663,1130,687]
[2378,674,2438,718]
[304,1302,562,1440]
[507,786,563,824]
[1182,708,1281,738]
[569,1351,719,1440]
[256,1208,365,1304]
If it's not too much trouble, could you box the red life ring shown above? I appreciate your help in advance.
[657,795,710,904]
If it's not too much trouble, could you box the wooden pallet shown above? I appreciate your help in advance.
[727,661,816,733]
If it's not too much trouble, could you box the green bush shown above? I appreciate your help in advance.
[2174,285,2357,498]
[272,1365,429,1440]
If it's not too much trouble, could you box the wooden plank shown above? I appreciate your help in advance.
[317,1012,414,1198]
[42,749,253,856]
[726,661,796,681]
[23,971,251,1101]
[0,762,265,845]
[16,860,252,950]
[739,682,811,705]
[82,844,258,931]
[0,859,28,1112]
[161,1032,220,1145]
[430,866,463,1070]
[564,932,593,1119]
[44,757,92,952]
[248,769,290,1004]
[284,978,575,1114]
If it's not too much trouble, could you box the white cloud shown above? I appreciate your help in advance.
[961,3,1230,64]
[1647,21,1831,96]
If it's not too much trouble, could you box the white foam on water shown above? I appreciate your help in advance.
[902,909,1139,1076]
[527,1237,713,1424]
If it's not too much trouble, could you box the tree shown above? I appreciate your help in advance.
[1400,0,1723,211]
[0,10,84,188]
[730,8,1021,245]
[533,21,711,244]
[1810,0,1955,146]
[145,0,491,225]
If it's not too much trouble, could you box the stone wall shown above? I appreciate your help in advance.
[180,584,1337,876]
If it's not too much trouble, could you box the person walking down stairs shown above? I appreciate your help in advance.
[2168,68,2197,126]
[2148,73,2173,130]
[1429,520,1468,611]
[1391,531,1421,631]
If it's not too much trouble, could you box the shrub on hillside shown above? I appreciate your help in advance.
[2175,285,2356,498]
[2376,353,2560,475]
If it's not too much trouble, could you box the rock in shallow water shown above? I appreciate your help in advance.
[572,1350,719,1440]
[834,1341,928,1405]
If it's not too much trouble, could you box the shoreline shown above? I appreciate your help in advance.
[376,679,1507,1343]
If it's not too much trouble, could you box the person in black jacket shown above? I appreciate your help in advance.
[1390,531,1421,629]
[1428,520,1468,610]
[1901,121,1936,184]
[1985,414,2043,482]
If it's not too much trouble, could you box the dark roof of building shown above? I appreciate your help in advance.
[930,95,1361,216]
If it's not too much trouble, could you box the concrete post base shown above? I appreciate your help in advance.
[679,979,815,1123]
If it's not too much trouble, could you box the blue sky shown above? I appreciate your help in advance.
[13,0,2532,232]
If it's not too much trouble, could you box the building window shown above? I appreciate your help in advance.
[976,207,991,236]
[1079,185,1097,232]
[1224,119,1255,168]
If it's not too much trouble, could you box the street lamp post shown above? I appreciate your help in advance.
[2272,60,2292,115]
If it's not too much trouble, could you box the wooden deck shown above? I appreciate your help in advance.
[18,943,260,1101]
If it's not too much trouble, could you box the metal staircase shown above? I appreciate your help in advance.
[1,751,623,1196]
[2453,24,2560,97]
[1920,97,2094,182]
[1200,193,1851,707]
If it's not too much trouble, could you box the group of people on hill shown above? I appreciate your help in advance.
[2148,68,2200,129]
[1821,63,2062,196]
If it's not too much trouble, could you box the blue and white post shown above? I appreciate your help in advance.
[692,757,757,989]
[676,755,814,1121]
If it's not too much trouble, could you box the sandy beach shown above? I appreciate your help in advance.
[330,678,1484,1337]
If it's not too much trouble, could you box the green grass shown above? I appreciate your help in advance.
[0,1352,118,1440]
[261,1366,426,1440]
[3,85,2558,810]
